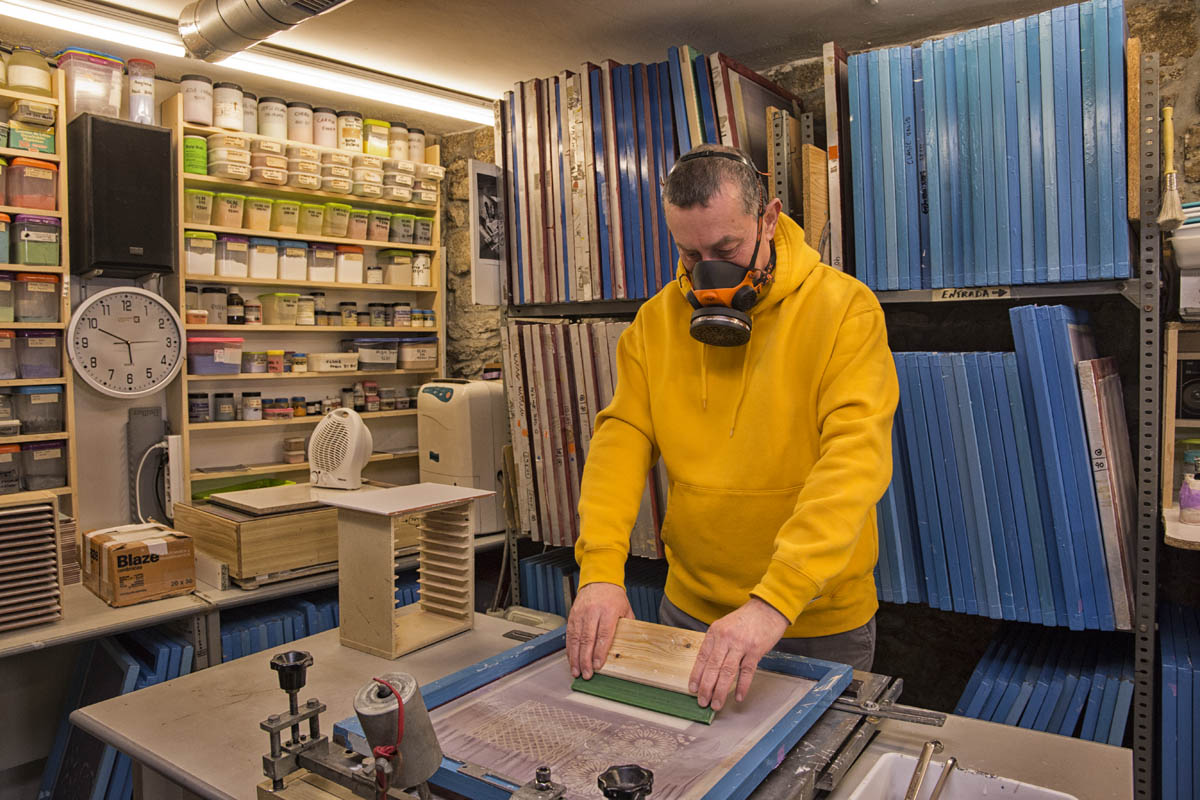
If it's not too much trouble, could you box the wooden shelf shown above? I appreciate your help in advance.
[0,205,61,219]
[0,87,59,106]
[0,147,59,163]
[0,265,64,275]
[184,324,430,333]
[0,432,69,445]
[185,369,433,382]
[182,173,437,214]
[0,378,67,387]
[188,409,416,431]
[190,449,418,481]
[2,322,65,329]
[182,223,436,252]
[182,274,438,293]
[0,486,71,505]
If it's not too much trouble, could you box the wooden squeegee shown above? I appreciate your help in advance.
[570,618,718,724]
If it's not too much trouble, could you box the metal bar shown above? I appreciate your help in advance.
[875,279,1133,304]
[800,112,816,146]
[1133,50,1161,800]
[772,110,791,217]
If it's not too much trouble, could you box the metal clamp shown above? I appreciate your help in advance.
[830,697,946,727]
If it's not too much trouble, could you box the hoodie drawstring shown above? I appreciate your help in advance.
[700,346,708,410]
[729,345,753,437]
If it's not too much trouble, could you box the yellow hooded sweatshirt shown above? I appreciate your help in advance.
[575,212,899,638]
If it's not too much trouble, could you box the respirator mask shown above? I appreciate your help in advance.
[674,150,776,347]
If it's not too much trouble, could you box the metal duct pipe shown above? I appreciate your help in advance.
[178,0,355,62]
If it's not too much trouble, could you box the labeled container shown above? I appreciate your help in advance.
[414,163,446,181]
[188,392,210,423]
[287,171,321,190]
[278,240,308,280]
[313,107,338,148]
[353,154,383,170]
[339,302,357,325]
[0,331,16,379]
[383,169,414,187]
[296,295,316,326]
[413,217,434,246]
[183,135,207,174]
[391,302,411,327]
[22,442,65,490]
[310,352,359,372]
[213,82,243,130]
[207,133,249,150]
[383,158,416,176]
[241,91,258,134]
[412,252,432,286]
[226,289,244,324]
[183,189,215,224]
[408,128,426,164]
[287,101,314,143]
[259,293,299,325]
[291,354,308,373]
[216,234,250,277]
[57,49,124,120]
[342,337,399,370]
[398,335,437,369]
[363,119,390,157]
[337,110,363,151]
[12,215,60,266]
[244,298,262,325]
[14,385,63,433]
[412,188,438,206]
[266,350,285,373]
[322,150,354,168]
[8,48,53,97]
[378,249,413,285]
[248,237,278,279]
[335,245,364,283]
[0,273,14,322]
[208,160,250,181]
[17,330,61,378]
[185,308,208,325]
[381,186,412,203]
[126,58,156,125]
[181,74,214,125]
[250,166,287,185]
[10,99,56,127]
[184,285,200,310]
[241,391,263,420]
[0,215,7,263]
[389,214,415,244]
[200,286,227,324]
[213,392,236,421]
[251,138,284,155]
[15,273,59,321]
[184,231,217,275]
[308,244,336,282]
[310,292,327,312]
[287,156,320,176]
[321,177,352,194]
[299,204,325,236]
[212,193,245,227]
[346,208,370,240]
[286,144,320,162]
[269,200,301,235]
[367,301,387,324]
[388,123,409,161]
[366,264,383,285]
[323,203,352,238]
[321,163,351,180]
[352,181,383,199]
[257,97,287,140]
[7,158,57,210]
[368,211,391,241]
[187,336,244,375]
[250,152,286,170]
[240,351,267,373]
[243,196,273,230]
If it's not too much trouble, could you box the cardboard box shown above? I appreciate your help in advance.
[8,120,56,154]
[83,524,195,607]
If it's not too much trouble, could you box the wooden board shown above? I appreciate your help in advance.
[596,617,705,695]
[257,771,358,800]
[318,482,494,517]
[802,144,830,255]
[1126,37,1141,222]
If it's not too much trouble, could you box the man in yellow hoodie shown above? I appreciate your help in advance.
[567,144,898,711]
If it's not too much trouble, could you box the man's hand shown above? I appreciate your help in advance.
[566,582,635,679]
[689,597,790,710]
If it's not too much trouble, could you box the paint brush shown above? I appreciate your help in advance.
[1159,106,1185,231]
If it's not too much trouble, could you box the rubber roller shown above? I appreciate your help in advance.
[353,672,443,788]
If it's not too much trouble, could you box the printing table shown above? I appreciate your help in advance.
[70,613,1133,800]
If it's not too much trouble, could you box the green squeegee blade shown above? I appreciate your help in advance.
[571,674,716,724]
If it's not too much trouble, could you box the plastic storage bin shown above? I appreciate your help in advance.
[248,238,279,279]
[0,331,17,379]
[16,330,61,378]
[397,335,438,370]
[7,47,53,97]
[250,153,286,170]
[321,177,352,194]
[0,445,22,495]
[11,215,60,266]
[0,273,13,322]
[14,385,63,433]
[335,246,364,283]
[243,197,273,231]
[183,189,215,224]
[368,211,391,242]
[381,186,412,202]
[309,352,359,372]
[250,166,287,185]
[207,133,249,150]
[270,200,301,234]
[342,337,400,370]
[278,240,308,280]
[187,337,244,375]
[251,138,284,155]
[185,231,216,275]
[7,158,57,210]
[209,161,250,181]
[288,171,321,190]
[216,235,249,277]
[208,147,250,166]
[347,208,369,240]
[308,244,336,282]
[389,214,415,244]
[15,273,58,322]
[377,250,413,285]
[22,442,65,489]
[299,204,325,236]
[413,217,434,246]
[323,203,352,238]
[212,193,245,227]
[259,293,299,325]
[183,136,207,174]
[57,49,123,120]
[353,182,383,199]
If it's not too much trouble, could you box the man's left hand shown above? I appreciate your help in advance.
[689,597,790,710]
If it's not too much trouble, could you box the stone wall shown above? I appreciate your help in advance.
[439,127,502,379]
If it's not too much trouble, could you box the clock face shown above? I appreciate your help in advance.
[68,287,184,398]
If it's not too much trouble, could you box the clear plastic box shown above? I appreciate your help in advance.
[270,201,301,234]
[0,444,22,495]
[342,337,399,370]
[216,235,249,277]
[57,49,123,120]
[14,385,63,433]
[0,331,17,379]
[185,231,216,275]
[321,177,351,194]
[183,189,215,224]
[208,160,250,181]
[353,182,384,199]
[11,215,60,266]
[187,337,244,375]
[250,166,287,185]
[21,441,66,489]
[7,158,57,210]
[287,172,321,190]
[258,293,299,325]
[17,330,60,378]
[15,273,59,322]
[249,238,279,279]
[0,272,14,323]
[307,245,336,282]
[278,240,308,280]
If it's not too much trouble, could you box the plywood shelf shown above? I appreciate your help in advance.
[184,369,432,382]
[181,223,436,252]
[0,265,64,275]
[0,205,61,219]
[0,147,59,163]
[0,378,67,387]
[0,432,69,445]
[184,324,430,333]
[188,409,416,432]
[0,87,59,106]
[190,449,418,481]
[2,322,65,329]
[182,173,437,214]
[182,274,437,293]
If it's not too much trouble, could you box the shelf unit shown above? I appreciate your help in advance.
[160,93,445,503]
[0,75,79,520]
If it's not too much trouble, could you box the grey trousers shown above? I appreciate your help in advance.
[658,596,877,671]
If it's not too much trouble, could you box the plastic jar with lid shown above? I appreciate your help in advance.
[413,217,434,246]
[290,354,308,374]
[243,196,273,231]
[183,136,207,175]
[322,203,352,238]
[258,97,287,140]
[259,294,299,326]
[188,392,211,423]
[391,302,411,327]
[287,101,314,143]
[248,237,278,279]
[412,252,432,287]
[408,128,426,164]
[363,119,390,157]
[183,189,215,224]
[367,302,388,327]
[244,298,262,325]
[8,158,57,211]
[12,215,60,266]
[313,107,338,148]
[216,234,250,277]
[184,231,217,275]
[278,240,307,281]
[212,193,245,228]
[340,302,358,326]
[15,273,59,322]
[337,111,363,152]
[309,291,327,313]
[266,350,285,373]
[365,264,383,285]
[296,296,316,326]
[127,58,156,125]
[367,211,391,242]
[335,246,364,284]
[14,385,63,433]
[242,92,258,134]
[200,286,228,324]
[270,200,301,234]
[226,289,245,324]
[378,249,413,285]
[213,82,243,130]
[388,123,410,161]
[298,204,325,236]
[308,244,336,282]
[8,47,52,96]
[346,208,370,240]
[181,74,214,125]
[241,391,263,420]
[213,392,236,421]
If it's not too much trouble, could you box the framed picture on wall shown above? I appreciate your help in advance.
[469,159,505,305]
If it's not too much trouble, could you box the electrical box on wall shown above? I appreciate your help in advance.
[67,114,176,278]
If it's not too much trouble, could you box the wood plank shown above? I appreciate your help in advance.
[1163,323,1180,509]
[596,618,706,695]
[257,771,358,800]
[801,144,829,255]
[1126,37,1141,222]
[571,674,715,724]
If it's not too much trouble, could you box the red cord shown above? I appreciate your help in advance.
[371,677,405,799]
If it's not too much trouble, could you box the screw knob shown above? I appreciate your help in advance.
[534,766,552,789]
[597,765,653,799]
[270,651,313,693]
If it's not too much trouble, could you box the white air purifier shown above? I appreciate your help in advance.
[418,379,506,534]
[309,408,373,489]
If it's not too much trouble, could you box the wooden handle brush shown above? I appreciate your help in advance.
[1159,106,1185,230]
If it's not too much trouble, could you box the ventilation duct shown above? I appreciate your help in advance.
[178,0,355,62]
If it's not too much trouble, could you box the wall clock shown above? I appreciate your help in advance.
[67,287,184,398]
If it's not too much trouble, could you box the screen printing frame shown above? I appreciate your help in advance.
[335,626,853,800]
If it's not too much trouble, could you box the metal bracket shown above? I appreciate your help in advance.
[830,696,946,727]
[1118,279,1143,307]
[800,112,815,146]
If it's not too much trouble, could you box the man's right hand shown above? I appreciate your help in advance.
[566,582,635,679]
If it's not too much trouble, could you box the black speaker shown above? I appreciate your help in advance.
[1179,360,1200,419]
[67,114,175,278]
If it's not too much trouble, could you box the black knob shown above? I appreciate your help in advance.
[270,651,313,693]
[534,766,552,790]
[597,765,653,799]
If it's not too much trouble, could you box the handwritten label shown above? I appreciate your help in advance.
[20,231,58,243]
[0,454,12,463]
[27,337,56,348]
[33,448,61,460]
[224,241,248,252]
[0,339,10,349]
[26,281,56,292]
[213,348,241,366]
[25,167,54,181]
[190,238,213,250]
[931,286,1012,302]
[30,393,58,404]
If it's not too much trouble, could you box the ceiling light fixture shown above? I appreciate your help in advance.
[0,0,187,58]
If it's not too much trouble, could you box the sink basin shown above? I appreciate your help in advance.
[844,752,1080,800]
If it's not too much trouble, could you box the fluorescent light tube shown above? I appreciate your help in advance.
[0,0,187,58]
